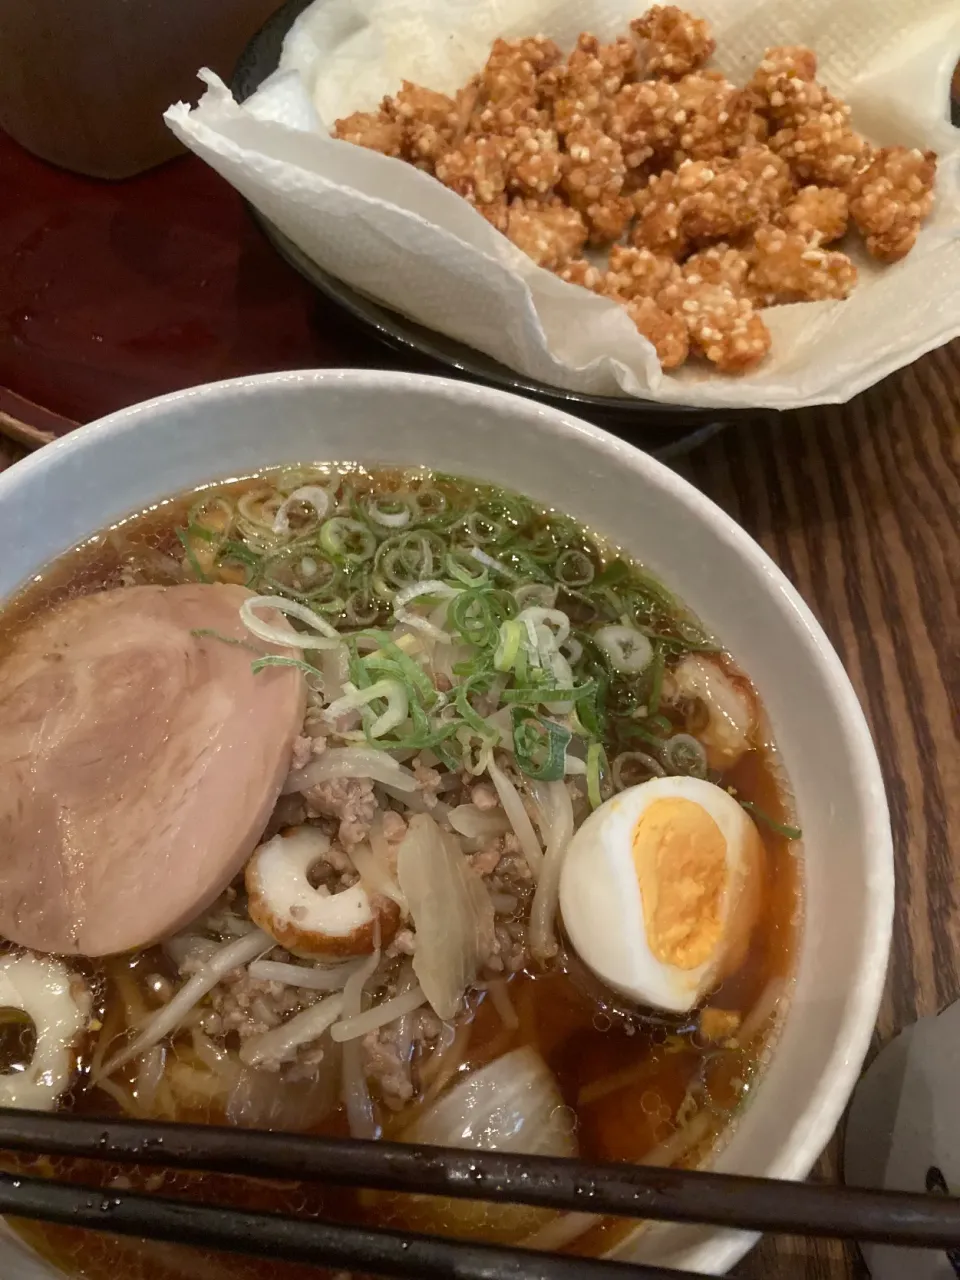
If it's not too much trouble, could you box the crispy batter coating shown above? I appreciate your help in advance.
[671,73,767,164]
[539,33,637,136]
[658,279,771,371]
[607,244,681,299]
[631,170,689,258]
[848,146,937,263]
[584,194,635,244]
[673,146,792,242]
[475,195,509,233]
[555,258,610,293]
[504,197,589,268]
[502,125,563,197]
[561,125,627,205]
[332,109,404,158]
[609,80,683,170]
[748,46,822,126]
[434,135,506,204]
[631,6,716,80]
[776,184,849,243]
[483,36,562,106]
[769,95,869,187]
[624,295,690,368]
[682,244,750,295]
[748,226,857,304]
[385,83,460,167]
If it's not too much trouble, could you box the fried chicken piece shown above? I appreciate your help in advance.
[747,46,822,127]
[539,33,637,136]
[674,146,793,243]
[561,125,626,205]
[776,184,849,243]
[555,258,611,294]
[483,36,562,105]
[631,6,716,80]
[504,196,588,268]
[748,226,857,304]
[384,82,461,168]
[584,194,635,244]
[333,109,404,158]
[624,295,690,368]
[671,73,767,164]
[658,279,771,371]
[475,195,509,233]
[631,170,689,258]
[502,125,563,197]
[609,79,683,170]
[607,244,681,299]
[769,95,869,187]
[682,244,750,295]
[434,134,506,204]
[848,146,937,263]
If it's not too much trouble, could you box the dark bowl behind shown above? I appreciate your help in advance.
[230,0,773,457]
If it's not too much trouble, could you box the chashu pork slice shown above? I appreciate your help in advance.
[0,583,306,956]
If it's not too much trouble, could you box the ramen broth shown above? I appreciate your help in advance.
[0,467,800,1278]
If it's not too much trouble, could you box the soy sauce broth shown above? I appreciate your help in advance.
[0,466,801,1278]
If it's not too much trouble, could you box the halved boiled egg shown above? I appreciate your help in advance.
[558,776,764,1014]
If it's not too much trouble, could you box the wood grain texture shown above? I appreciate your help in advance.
[675,339,960,1279]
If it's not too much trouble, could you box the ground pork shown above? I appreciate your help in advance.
[362,1007,443,1109]
[304,776,377,846]
[199,968,314,1041]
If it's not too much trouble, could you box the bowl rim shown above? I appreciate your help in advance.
[0,368,894,1275]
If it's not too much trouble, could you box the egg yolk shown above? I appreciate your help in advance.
[631,798,727,969]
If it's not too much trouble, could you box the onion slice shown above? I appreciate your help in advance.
[284,747,417,796]
[528,780,574,963]
[397,815,495,1021]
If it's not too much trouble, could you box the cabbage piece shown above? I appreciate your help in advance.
[393,1048,577,1242]
[407,1047,576,1156]
[396,815,496,1021]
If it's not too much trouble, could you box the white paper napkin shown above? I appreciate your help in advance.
[165,0,960,410]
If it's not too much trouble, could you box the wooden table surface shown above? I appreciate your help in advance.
[2,116,959,1279]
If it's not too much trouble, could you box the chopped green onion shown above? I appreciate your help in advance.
[319,517,376,564]
[364,495,413,529]
[502,678,596,707]
[739,801,802,841]
[662,733,708,779]
[510,708,571,782]
[251,655,324,682]
[455,674,499,738]
[175,527,211,583]
[445,548,489,587]
[190,628,260,654]
[260,545,341,602]
[586,742,609,810]
[646,643,665,716]
[494,619,523,672]
[454,512,509,546]
[555,549,595,588]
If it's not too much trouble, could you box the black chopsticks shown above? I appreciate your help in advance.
[0,1171,689,1280]
[0,1108,958,1249]
[1,1107,959,1277]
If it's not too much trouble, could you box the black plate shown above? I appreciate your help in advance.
[231,0,765,457]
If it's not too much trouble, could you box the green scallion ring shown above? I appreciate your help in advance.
[320,517,377,564]
[555,549,595,588]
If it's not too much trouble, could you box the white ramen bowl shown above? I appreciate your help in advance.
[0,370,893,1276]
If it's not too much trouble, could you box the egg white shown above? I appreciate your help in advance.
[558,775,762,1014]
